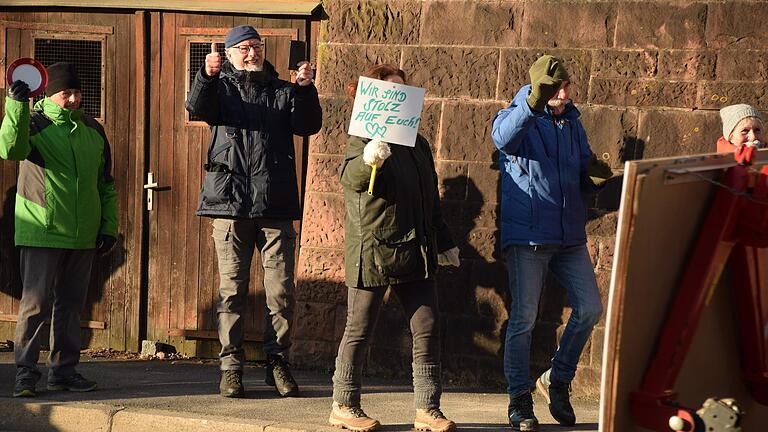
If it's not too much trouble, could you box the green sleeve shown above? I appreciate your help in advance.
[339,135,375,192]
[0,98,32,161]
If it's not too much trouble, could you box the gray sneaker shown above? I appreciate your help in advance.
[220,370,244,398]
[47,373,97,392]
[13,377,37,397]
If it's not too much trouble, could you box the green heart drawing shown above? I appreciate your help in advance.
[365,122,387,138]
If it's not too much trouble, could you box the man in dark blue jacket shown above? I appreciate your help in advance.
[186,25,322,399]
[491,55,607,431]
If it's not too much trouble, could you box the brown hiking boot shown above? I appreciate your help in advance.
[414,408,456,432]
[329,402,380,431]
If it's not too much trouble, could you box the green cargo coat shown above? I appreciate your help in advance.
[340,134,454,288]
[0,97,118,249]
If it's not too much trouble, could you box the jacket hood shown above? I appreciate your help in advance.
[34,98,84,125]
[513,84,580,120]
[220,59,279,83]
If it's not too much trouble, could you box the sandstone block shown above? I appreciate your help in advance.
[320,0,421,44]
[590,326,605,367]
[659,50,716,81]
[438,101,507,162]
[473,285,508,322]
[468,202,500,230]
[300,192,346,248]
[316,44,401,96]
[498,49,592,103]
[436,161,469,201]
[591,49,657,79]
[706,3,768,49]
[467,161,500,205]
[296,247,346,304]
[586,212,619,238]
[597,237,615,271]
[292,301,337,342]
[465,227,500,262]
[697,81,768,111]
[311,96,352,156]
[579,106,639,168]
[521,1,616,48]
[402,47,499,99]
[421,1,523,46]
[615,2,707,49]
[290,339,338,368]
[420,100,442,151]
[438,199,464,228]
[637,110,725,158]
[589,78,698,108]
[716,50,768,82]
[306,155,343,194]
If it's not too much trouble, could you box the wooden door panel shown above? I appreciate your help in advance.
[147,13,306,357]
[0,12,144,351]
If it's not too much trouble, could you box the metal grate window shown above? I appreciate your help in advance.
[188,42,225,122]
[33,38,103,118]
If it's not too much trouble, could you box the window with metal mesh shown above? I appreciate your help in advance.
[188,42,225,122]
[33,38,103,118]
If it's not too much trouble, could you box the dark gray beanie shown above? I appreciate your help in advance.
[46,62,80,95]
[225,25,261,48]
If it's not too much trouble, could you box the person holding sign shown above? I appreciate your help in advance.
[185,25,322,399]
[491,55,609,431]
[329,64,459,432]
[1,62,118,397]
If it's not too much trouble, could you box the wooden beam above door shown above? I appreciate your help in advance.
[1,0,321,16]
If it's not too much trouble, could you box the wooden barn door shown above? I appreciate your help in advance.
[146,12,308,358]
[0,11,146,352]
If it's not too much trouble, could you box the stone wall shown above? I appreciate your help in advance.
[291,0,768,395]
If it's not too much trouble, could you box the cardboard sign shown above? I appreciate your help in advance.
[348,77,426,147]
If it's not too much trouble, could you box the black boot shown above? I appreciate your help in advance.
[265,355,299,397]
[508,392,538,431]
[535,369,576,426]
[219,370,244,398]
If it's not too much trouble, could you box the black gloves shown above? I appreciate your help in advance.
[526,55,569,112]
[8,80,31,102]
[96,234,117,256]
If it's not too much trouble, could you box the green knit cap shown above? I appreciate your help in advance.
[529,55,570,84]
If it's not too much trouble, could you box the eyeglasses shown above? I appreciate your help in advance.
[231,43,264,54]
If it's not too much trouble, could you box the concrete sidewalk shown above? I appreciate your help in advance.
[0,352,599,432]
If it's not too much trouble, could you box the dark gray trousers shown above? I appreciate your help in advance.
[14,247,95,382]
[332,280,442,409]
[212,218,296,370]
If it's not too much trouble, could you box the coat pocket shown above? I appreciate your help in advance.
[201,171,232,205]
[372,227,421,277]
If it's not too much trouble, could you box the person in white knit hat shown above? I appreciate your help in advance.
[717,103,764,153]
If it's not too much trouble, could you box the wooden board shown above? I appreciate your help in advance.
[600,149,768,431]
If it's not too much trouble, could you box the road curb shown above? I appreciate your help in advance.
[0,399,338,432]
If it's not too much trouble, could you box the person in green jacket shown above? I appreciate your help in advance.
[328,64,460,432]
[1,62,118,398]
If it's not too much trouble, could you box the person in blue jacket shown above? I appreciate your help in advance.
[491,55,609,431]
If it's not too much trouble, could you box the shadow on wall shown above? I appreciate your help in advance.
[0,185,126,350]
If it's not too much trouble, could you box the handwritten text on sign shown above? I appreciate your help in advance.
[348,77,426,147]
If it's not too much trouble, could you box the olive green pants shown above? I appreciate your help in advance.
[212,218,296,370]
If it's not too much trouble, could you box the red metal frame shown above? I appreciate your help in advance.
[630,147,768,432]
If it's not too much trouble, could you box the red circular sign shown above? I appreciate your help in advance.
[6,58,48,98]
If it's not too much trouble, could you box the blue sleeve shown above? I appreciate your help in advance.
[491,99,535,156]
[577,121,600,192]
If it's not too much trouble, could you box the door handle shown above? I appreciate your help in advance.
[144,172,159,211]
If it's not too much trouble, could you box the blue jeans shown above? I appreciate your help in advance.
[503,244,603,397]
